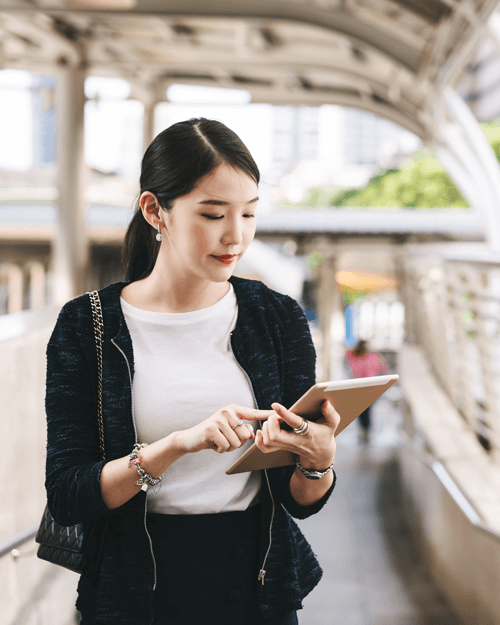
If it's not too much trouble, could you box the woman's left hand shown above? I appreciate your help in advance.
[254,399,340,469]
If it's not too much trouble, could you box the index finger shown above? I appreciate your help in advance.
[237,408,275,421]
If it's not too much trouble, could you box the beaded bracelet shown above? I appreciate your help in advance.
[128,443,163,493]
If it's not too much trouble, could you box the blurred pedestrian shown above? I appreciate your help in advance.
[345,340,387,442]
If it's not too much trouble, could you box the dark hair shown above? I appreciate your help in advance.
[122,118,260,282]
[352,340,368,356]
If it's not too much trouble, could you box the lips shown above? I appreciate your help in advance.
[212,254,237,264]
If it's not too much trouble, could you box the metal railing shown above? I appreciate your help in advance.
[403,247,500,460]
[0,526,38,560]
[400,428,500,542]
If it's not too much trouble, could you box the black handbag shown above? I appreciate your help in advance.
[36,290,108,574]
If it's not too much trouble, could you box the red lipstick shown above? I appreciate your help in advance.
[212,255,236,264]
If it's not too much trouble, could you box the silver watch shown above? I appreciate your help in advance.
[296,458,335,480]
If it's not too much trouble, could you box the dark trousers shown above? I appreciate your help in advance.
[80,506,298,625]
[359,406,371,430]
[147,506,298,625]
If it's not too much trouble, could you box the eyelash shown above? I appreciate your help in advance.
[202,214,255,221]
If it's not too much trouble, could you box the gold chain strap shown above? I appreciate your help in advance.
[88,290,105,460]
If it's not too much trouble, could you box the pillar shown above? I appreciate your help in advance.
[316,255,343,381]
[52,59,88,305]
[3,264,24,314]
[27,261,46,309]
[142,99,156,155]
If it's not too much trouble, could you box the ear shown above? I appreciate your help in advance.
[139,192,162,229]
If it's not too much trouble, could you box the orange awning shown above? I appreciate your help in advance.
[335,270,398,293]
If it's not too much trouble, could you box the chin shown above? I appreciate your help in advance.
[212,265,237,281]
[211,271,234,283]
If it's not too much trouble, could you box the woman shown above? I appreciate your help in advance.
[45,118,339,625]
[345,339,387,442]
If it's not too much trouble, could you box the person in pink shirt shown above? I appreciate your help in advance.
[345,340,388,442]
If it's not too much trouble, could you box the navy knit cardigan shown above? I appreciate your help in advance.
[45,277,335,624]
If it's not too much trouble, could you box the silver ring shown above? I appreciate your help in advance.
[294,420,309,436]
[232,418,244,430]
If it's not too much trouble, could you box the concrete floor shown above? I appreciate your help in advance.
[296,393,461,625]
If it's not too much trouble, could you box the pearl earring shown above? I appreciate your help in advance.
[156,223,162,242]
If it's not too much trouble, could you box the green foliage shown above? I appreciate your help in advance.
[307,250,324,269]
[342,291,368,307]
[334,151,469,208]
[278,153,469,209]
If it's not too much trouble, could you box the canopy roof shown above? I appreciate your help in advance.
[1,0,499,141]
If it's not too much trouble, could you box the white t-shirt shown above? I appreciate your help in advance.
[120,285,261,514]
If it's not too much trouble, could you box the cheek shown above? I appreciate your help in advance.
[192,223,210,251]
[242,221,256,248]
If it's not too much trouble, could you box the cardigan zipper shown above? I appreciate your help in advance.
[111,338,158,591]
[228,332,275,586]
[258,469,275,585]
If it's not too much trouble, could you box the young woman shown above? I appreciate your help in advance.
[45,118,339,625]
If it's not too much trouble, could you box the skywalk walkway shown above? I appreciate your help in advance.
[297,390,461,625]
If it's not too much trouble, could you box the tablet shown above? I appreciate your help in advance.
[225,374,399,474]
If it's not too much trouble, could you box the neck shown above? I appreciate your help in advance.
[153,267,230,312]
[123,266,230,313]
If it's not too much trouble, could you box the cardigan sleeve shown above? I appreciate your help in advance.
[45,303,116,526]
[272,297,336,519]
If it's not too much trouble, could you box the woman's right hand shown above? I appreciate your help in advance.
[101,405,273,510]
[176,405,274,454]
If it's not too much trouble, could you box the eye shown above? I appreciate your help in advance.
[243,214,255,219]
[202,214,223,221]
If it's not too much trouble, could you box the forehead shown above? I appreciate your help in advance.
[191,163,258,203]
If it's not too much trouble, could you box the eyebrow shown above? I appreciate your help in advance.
[197,197,259,206]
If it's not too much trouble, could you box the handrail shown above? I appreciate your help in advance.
[401,430,500,544]
[0,525,38,559]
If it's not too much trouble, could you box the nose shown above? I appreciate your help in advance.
[221,215,243,247]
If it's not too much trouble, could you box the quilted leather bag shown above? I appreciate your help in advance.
[36,290,107,574]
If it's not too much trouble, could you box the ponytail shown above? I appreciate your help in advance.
[122,206,159,282]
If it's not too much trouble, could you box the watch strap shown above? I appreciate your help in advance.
[296,458,335,480]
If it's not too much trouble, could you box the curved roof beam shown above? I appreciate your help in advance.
[21,0,426,72]
[88,55,427,110]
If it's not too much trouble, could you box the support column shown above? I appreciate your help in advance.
[331,274,345,381]
[4,264,23,314]
[393,251,414,344]
[142,99,156,155]
[52,59,88,305]
[316,255,343,381]
[27,261,46,309]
